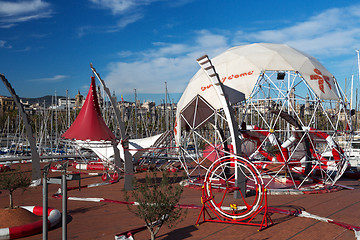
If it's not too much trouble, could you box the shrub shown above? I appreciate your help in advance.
[126,171,185,240]
[0,167,31,209]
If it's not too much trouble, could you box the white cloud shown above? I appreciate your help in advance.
[89,0,159,15]
[105,57,194,94]
[104,30,230,94]
[76,12,143,37]
[147,42,188,57]
[0,0,52,27]
[117,50,134,58]
[115,13,143,29]
[236,4,360,57]
[77,26,93,38]
[195,30,228,49]
[89,0,137,15]
[103,4,360,96]
[0,23,15,28]
[0,0,49,15]
[79,0,164,36]
[29,75,68,83]
[0,40,12,49]
[233,3,360,81]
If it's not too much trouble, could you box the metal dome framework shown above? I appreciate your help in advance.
[176,43,351,191]
[238,69,350,189]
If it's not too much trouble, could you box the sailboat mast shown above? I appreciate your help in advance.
[356,88,358,131]
[356,50,360,132]
[357,50,360,86]
[134,88,137,138]
[66,89,70,128]
[55,90,58,148]
[351,75,354,109]
[165,81,169,131]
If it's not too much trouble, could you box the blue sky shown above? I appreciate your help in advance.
[1,0,360,104]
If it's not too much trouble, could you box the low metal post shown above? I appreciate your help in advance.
[46,161,77,240]
[62,173,67,240]
[234,163,246,199]
[42,164,51,240]
[42,173,48,240]
[62,162,68,240]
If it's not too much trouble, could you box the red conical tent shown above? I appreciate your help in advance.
[62,76,116,141]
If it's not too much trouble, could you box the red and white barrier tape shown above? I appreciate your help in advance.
[50,168,103,176]
[52,194,201,210]
[268,207,360,239]
[54,178,119,194]
[72,163,107,171]
[51,191,359,239]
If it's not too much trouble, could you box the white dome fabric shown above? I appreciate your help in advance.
[175,43,339,144]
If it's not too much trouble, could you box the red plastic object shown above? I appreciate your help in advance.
[101,173,108,181]
[0,206,60,239]
[112,172,119,181]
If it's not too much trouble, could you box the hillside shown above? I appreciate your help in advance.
[20,95,66,108]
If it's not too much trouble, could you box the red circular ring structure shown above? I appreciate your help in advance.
[204,155,264,221]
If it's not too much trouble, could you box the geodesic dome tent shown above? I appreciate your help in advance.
[175,43,350,191]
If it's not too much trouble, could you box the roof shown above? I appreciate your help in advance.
[62,76,116,141]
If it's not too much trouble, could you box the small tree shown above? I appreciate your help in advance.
[126,171,185,240]
[0,167,31,209]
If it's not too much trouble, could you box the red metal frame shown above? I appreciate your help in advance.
[196,186,273,231]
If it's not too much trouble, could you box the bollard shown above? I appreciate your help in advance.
[45,161,79,240]
[42,163,51,240]
[62,161,68,240]
[62,173,67,239]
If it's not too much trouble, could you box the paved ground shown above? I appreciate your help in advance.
[0,163,359,240]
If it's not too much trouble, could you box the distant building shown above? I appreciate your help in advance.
[141,101,156,113]
[116,100,157,122]
[75,91,84,109]
[117,101,131,122]
[0,96,16,115]
[20,100,36,115]
[50,97,76,110]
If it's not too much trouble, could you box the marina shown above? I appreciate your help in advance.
[1,42,360,239]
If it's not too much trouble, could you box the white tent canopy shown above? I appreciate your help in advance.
[175,43,339,144]
[75,133,164,163]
